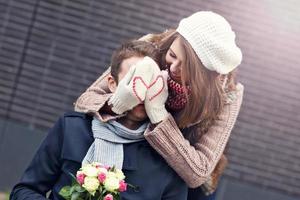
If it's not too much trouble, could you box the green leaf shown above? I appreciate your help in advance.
[110,165,116,172]
[101,189,107,195]
[59,186,72,199]
[71,192,80,200]
[113,194,120,200]
[75,185,86,193]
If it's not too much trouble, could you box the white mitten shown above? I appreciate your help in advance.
[145,69,169,124]
[108,56,157,114]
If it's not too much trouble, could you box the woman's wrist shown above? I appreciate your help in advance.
[148,120,165,131]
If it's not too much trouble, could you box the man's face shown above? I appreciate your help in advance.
[110,56,148,122]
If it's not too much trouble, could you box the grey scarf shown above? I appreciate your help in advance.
[82,117,147,169]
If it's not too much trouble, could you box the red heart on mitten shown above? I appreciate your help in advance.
[132,75,165,102]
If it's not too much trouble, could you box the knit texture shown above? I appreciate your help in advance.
[108,56,157,114]
[144,70,169,123]
[166,76,191,111]
[73,65,244,190]
[74,67,116,121]
[201,154,228,195]
[73,33,244,191]
[144,83,244,188]
[176,11,242,74]
[82,117,146,168]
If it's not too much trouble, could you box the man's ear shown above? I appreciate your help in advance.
[107,75,117,92]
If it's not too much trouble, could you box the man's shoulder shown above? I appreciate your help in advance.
[59,111,93,128]
[63,111,92,120]
[59,111,93,141]
[57,112,93,162]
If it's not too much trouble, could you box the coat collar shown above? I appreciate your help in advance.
[60,115,139,170]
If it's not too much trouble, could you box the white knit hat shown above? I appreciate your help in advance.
[176,11,242,74]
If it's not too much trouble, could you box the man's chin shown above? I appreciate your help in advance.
[133,115,149,123]
[130,106,148,121]
[132,116,148,122]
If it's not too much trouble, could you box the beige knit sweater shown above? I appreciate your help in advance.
[74,68,244,188]
[144,84,243,188]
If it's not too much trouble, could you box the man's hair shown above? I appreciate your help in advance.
[110,40,160,83]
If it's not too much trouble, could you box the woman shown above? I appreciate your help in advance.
[74,11,244,199]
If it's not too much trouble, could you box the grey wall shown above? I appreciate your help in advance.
[0,0,300,199]
[0,118,45,189]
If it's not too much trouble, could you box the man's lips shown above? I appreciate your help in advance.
[134,104,145,111]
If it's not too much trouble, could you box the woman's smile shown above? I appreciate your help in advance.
[169,69,182,83]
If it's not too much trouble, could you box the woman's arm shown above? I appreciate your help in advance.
[144,84,244,188]
[10,117,65,200]
[74,56,164,121]
[74,32,167,117]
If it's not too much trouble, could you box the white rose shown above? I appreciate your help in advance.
[82,165,99,177]
[104,176,120,192]
[82,177,99,195]
[107,171,117,178]
[98,167,108,175]
[115,169,125,180]
[91,162,102,168]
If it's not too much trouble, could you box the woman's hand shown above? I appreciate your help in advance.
[108,56,157,114]
[145,70,169,124]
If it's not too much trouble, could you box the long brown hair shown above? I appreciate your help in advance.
[158,30,225,144]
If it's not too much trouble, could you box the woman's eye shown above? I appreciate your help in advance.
[169,52,176,58]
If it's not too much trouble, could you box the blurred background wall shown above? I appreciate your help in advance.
[0,0,300,199]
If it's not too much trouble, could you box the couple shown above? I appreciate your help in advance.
[10,11,244,200]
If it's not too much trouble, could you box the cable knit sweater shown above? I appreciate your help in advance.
[74,68,244,189]
[144,84,243,187]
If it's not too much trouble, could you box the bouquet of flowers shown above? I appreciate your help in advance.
[59,162,128,200]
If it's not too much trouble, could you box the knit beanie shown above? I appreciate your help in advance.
[176,11,242,74]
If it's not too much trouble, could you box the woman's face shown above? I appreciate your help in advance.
[165,37,185,84]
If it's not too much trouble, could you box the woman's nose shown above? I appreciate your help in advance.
[170,61,181,73]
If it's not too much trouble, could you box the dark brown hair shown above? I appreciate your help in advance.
[110,40,160,83]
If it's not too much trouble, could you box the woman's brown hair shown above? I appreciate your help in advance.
[158,30,226,144]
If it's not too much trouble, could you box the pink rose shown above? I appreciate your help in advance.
[118,180,127,192]
[98,172,106,183]
[76,172,85,185]
[104,194,113,200]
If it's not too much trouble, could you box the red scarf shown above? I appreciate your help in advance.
[166,77,191,111]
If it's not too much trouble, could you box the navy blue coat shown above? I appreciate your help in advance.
[10,112,187,200]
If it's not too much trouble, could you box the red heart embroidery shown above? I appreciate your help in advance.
[132,75,165,102]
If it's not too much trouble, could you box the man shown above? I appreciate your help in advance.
[10,40,187,200]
